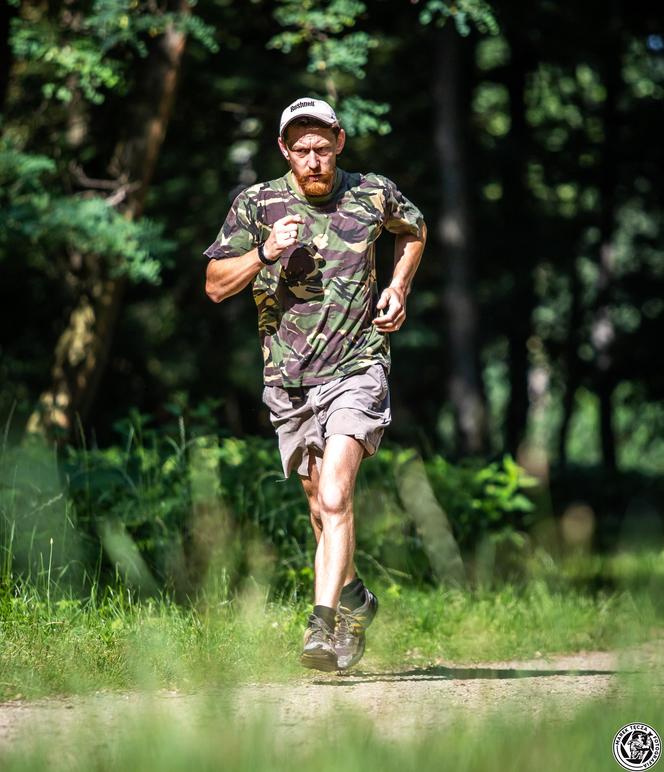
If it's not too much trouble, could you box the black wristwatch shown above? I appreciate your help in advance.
[257,242,280,265]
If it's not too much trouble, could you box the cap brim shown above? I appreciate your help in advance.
[280,113,337,135]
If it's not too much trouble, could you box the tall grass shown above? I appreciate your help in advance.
[1,413,663,707]
[1,574,662,701]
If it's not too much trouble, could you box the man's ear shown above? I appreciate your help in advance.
[277,135,290,160]
[335,128,346,155]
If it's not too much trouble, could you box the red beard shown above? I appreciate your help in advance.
[293,170,335,196]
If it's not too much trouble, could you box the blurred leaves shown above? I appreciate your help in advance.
[337,95,391,136]
[44,199,171,284]
[418,0,498,34]
[15,412,540,593]
[0,141,172,284]
[424,453,539,544]
[269,0,392,135]
[11,20,122,104]
[86,0,219,56]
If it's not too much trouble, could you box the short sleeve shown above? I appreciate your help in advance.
[381,177,424,238]
[204,188,261,260]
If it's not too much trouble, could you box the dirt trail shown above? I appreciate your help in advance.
[1,643,662,749]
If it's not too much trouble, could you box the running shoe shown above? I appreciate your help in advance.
[335,588,378,670]
[300,613,339,672]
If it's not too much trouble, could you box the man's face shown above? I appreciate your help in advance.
[278,124,346,196]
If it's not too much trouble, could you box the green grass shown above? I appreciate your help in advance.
[371,580,662,663]
[1,573,662,700]
[1,554,662,771]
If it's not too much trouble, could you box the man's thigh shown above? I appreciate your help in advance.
[318,434,365,506]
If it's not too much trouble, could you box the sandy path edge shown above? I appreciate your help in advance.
[0,641,662,748]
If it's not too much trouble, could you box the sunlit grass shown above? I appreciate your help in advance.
[370,581,662,664]
[1,574,662,700]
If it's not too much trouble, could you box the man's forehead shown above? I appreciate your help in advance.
[287,126,336,147]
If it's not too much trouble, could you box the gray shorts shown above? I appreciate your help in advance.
[262,363,391,478]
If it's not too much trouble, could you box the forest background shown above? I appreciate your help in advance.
[1,0,663,600]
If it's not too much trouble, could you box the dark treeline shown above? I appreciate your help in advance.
[2,0,663,485]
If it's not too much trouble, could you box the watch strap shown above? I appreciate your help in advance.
[258,242,279,265]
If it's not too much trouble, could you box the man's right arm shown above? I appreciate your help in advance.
[205,249,263,303]
[205,214,303,304]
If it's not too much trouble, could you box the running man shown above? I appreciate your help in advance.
[204,97,427,671]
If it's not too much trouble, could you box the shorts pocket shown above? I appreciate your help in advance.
[377,365,388,391]
[366,363,388,395]
[262,384,290,412]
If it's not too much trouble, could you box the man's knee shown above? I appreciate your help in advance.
[318,483,352,521]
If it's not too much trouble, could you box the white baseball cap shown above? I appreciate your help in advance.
[279,97,339,136]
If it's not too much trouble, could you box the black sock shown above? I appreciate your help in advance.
[340,576,366,610]
[312,605,336,630]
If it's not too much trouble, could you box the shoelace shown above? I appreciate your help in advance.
[308,614,334,643]
[336,608,363,643]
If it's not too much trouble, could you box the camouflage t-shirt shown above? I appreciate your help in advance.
[204,168,424,388]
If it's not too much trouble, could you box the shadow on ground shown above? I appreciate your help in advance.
[312,664,621,686]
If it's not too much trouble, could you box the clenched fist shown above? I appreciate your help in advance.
[372,286,406,333]
[262,215,304,262]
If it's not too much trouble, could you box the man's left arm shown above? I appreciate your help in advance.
[372,223,427,333]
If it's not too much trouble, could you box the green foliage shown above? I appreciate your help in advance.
[272,0,367,40]
[61,420,305,591]
[1,1,190,296]
[269,0,497,138]
[3,408,539,595]
[419,0,498,34]
[0,142,172,284]
[0,147,55,231]
[10,0,218,110]
[10,19,123,104]
[373,578,663,661]
[337,95,391,136]
[424,454,539,544]
[44,198,171,284]
[308,30,377,77]
[86,0,219,57]
[270,0,390,136]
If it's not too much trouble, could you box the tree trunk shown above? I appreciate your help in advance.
[502,28,535,456]
[27,2,189,440]
[433,25,488,456]
[396,450,466,586]
[557,267,583,467]
[0,0,16,112]
[592,5,621,471]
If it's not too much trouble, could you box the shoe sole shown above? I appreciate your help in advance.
[300,649,339,672]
